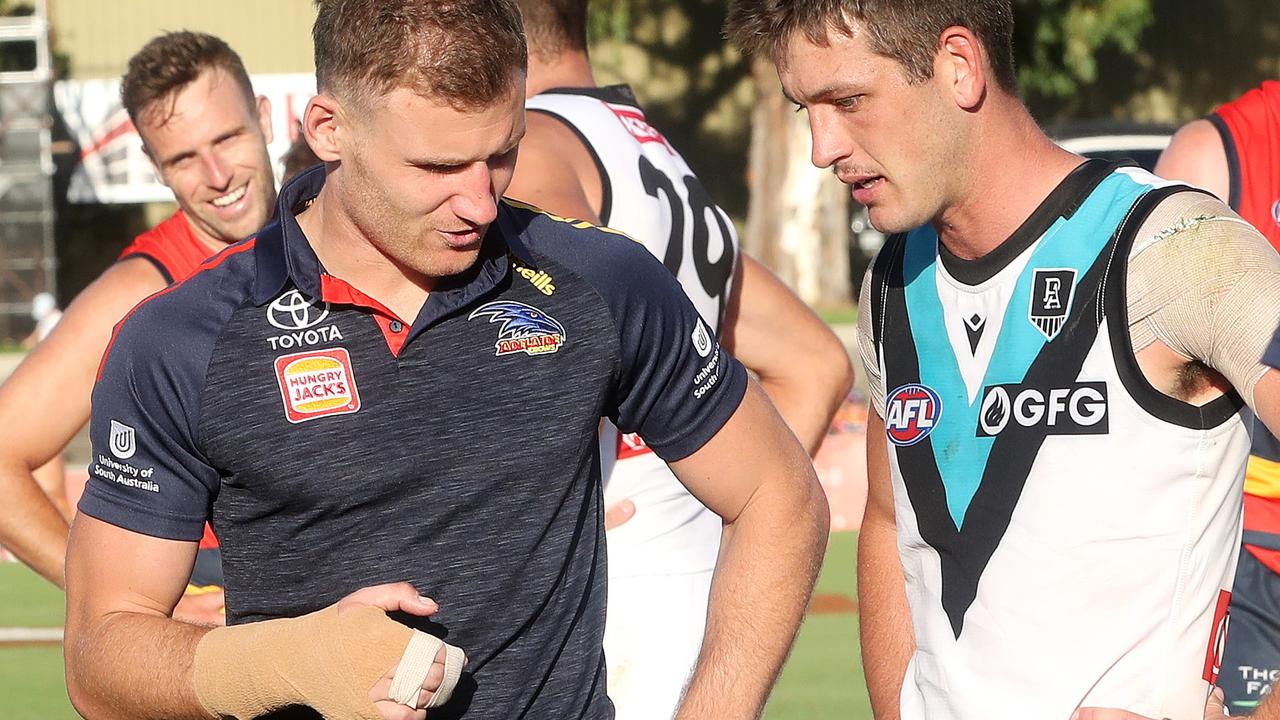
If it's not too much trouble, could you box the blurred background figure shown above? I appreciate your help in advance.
[280,124,321,183]
[509,1,852,716]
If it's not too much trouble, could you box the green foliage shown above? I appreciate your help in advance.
[1014,0,1154,104]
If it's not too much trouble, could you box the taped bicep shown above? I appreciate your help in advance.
[1127,193,1280,406]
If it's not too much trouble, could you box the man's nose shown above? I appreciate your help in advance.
[200,150,233,190]
[451,162,499,226]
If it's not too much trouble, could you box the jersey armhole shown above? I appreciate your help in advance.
[1207,113,1243,212]
[118,252,174,285]
[527,108,614,226]
[869,234,905,350]
[1103,186,1244,429]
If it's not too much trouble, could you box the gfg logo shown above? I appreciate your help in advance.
[885,384,942,446]
[976,382,1108,437]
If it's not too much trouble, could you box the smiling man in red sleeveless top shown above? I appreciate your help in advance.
[0,31,276,623]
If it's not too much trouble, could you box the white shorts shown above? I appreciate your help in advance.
[604,570,713,720]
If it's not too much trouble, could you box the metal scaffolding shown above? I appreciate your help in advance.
[0,0,54,343]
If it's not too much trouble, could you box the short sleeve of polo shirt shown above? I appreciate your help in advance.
[79,304,220,542]
[583,232,749,461]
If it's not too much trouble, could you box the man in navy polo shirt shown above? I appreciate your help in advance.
[62,1,829,719]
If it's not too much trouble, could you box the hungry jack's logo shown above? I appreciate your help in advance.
[274,348,361,424]
[468,301,566,357]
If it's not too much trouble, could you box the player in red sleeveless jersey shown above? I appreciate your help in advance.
[1158,81,1280,716]
[0,31,275,623]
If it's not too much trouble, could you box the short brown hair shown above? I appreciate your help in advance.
[121,31,255,127]
[517,0,588,61]
[313,0,528,110]
[725,0,1017,93]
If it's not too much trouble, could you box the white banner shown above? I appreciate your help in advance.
[53,73,317,204]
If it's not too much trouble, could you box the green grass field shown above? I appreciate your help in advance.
[0,532,866,718]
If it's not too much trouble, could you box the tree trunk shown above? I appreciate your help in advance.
[743,57,852,307]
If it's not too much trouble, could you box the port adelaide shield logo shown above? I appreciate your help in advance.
[1029,268,1077,341]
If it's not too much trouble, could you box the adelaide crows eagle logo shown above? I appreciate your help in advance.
[468,301,566,357]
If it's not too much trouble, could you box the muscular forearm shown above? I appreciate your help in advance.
[758,364,852,455]
[858,520,914,720]
[66,611,212,720]
[675,475,829,719]
[0,461,69,586]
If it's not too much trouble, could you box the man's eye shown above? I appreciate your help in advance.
[834,95,865,110]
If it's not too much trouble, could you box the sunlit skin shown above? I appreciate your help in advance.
[299,72,526,323]
[139,67,276,250]
[777,24,976,237]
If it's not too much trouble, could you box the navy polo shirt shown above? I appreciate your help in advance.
[82,165,748,719]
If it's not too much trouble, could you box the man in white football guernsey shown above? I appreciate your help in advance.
[724,2,1280,719]
[507,1,854,717]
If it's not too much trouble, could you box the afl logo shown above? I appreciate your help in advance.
[1272,199,1280,228]
[884,384,942,446]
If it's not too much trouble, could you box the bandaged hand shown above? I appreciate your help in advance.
[193,581,466,720]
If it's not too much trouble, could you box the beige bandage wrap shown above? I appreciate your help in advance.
[193,605,466,718]
[387,630,466,709]
[1126,192,1280,407]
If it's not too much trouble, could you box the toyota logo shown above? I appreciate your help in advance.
[268,290,331,331]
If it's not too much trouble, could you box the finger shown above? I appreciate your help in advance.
[1205,687,1227,720]
[338,582,438,616]
[420,655,446,693]
[373,699,426,720]
[604,499,636,530]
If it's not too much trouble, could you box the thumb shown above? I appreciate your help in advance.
[604,499,637,531]
[1205,687,1226,720]
[337,581,439,617]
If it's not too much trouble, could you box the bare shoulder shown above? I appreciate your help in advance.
[1155,119,1230,201]
[509,110,601,223]
[39,257,169,359]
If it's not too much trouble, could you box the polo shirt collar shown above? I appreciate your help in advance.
[253,165,533,326]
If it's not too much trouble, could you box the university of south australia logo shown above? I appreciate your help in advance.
[109,420,136,459]
[884,384,942,446]
[1029,268,1077,341]
[468,301,566,357]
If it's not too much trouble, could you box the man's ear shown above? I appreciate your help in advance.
[937,25,987,111]
[303,93,344,163]
[255,95,275,145]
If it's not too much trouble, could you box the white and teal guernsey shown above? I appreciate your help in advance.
[868,160,1250,719]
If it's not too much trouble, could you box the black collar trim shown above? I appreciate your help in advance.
[938,159,1126,286]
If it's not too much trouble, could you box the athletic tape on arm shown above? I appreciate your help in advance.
[193,605,464,719]
[388,630,467,709]
[1126,191,1280,406]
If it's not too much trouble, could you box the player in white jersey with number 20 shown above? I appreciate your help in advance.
[508,1,854,718]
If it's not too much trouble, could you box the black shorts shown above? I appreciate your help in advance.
[1220,541,1280,715]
